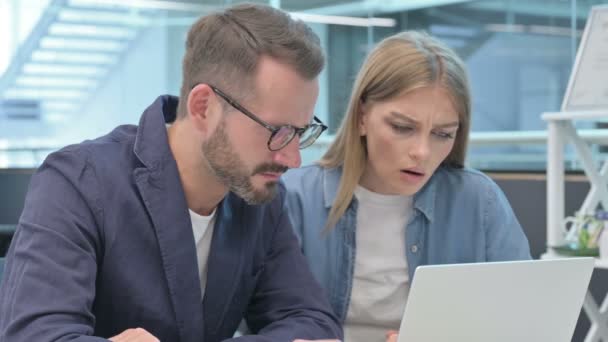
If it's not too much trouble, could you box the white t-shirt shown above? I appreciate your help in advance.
[167,123,216,299]
[343,185,413,342]
[189,208,216,300]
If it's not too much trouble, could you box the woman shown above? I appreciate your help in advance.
[283,31,531,342]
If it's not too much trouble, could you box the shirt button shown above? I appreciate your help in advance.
[410,245,418,253]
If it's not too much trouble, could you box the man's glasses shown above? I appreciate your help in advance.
[209,85,328,151]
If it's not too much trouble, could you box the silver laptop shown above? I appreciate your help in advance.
[397,258,594,342]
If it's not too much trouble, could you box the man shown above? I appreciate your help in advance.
[0,3,342,342]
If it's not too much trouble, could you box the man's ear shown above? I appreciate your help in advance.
[187,84,215,135]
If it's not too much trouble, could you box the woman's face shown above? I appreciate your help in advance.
[359,86,459,195]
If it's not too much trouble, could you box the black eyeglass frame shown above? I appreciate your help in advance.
[206,85,328,151]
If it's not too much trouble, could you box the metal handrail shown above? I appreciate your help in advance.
[311,128,608,147]
[4,128,608,168]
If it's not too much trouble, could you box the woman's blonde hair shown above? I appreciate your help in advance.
[319,31,471,229]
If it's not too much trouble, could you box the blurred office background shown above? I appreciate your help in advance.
[1,0,607,341]
[0,0,604,170]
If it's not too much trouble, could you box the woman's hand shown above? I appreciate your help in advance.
[386,330,399,342]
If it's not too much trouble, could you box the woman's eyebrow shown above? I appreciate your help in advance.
[390,111,459,128]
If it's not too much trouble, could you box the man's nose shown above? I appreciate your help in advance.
[272,136,302,169]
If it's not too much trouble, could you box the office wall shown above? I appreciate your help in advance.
[57,25,170,146]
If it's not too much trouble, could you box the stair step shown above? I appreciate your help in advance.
[23,63,107,77]
[58,8,151,26]
[49,23,137,39]
[5,88,88,100]
[63,3,136,15]
[32,50,118,65]
[17,76,98,88]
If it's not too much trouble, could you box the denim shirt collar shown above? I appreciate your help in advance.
[413,169,439,223]
[321,165,438,222]
[322,166,343,208]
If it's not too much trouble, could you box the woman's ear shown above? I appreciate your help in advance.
[358,100,369,136]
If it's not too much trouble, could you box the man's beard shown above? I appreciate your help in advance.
[202,119,287,204]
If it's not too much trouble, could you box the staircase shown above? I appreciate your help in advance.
[0,0,170,123]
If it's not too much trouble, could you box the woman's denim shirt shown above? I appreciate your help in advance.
[282,164,531,323]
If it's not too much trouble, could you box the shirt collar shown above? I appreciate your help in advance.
[321,164,439,222]
[413,169,438,222]
[322,166,343,209]
[133,95,179,170]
